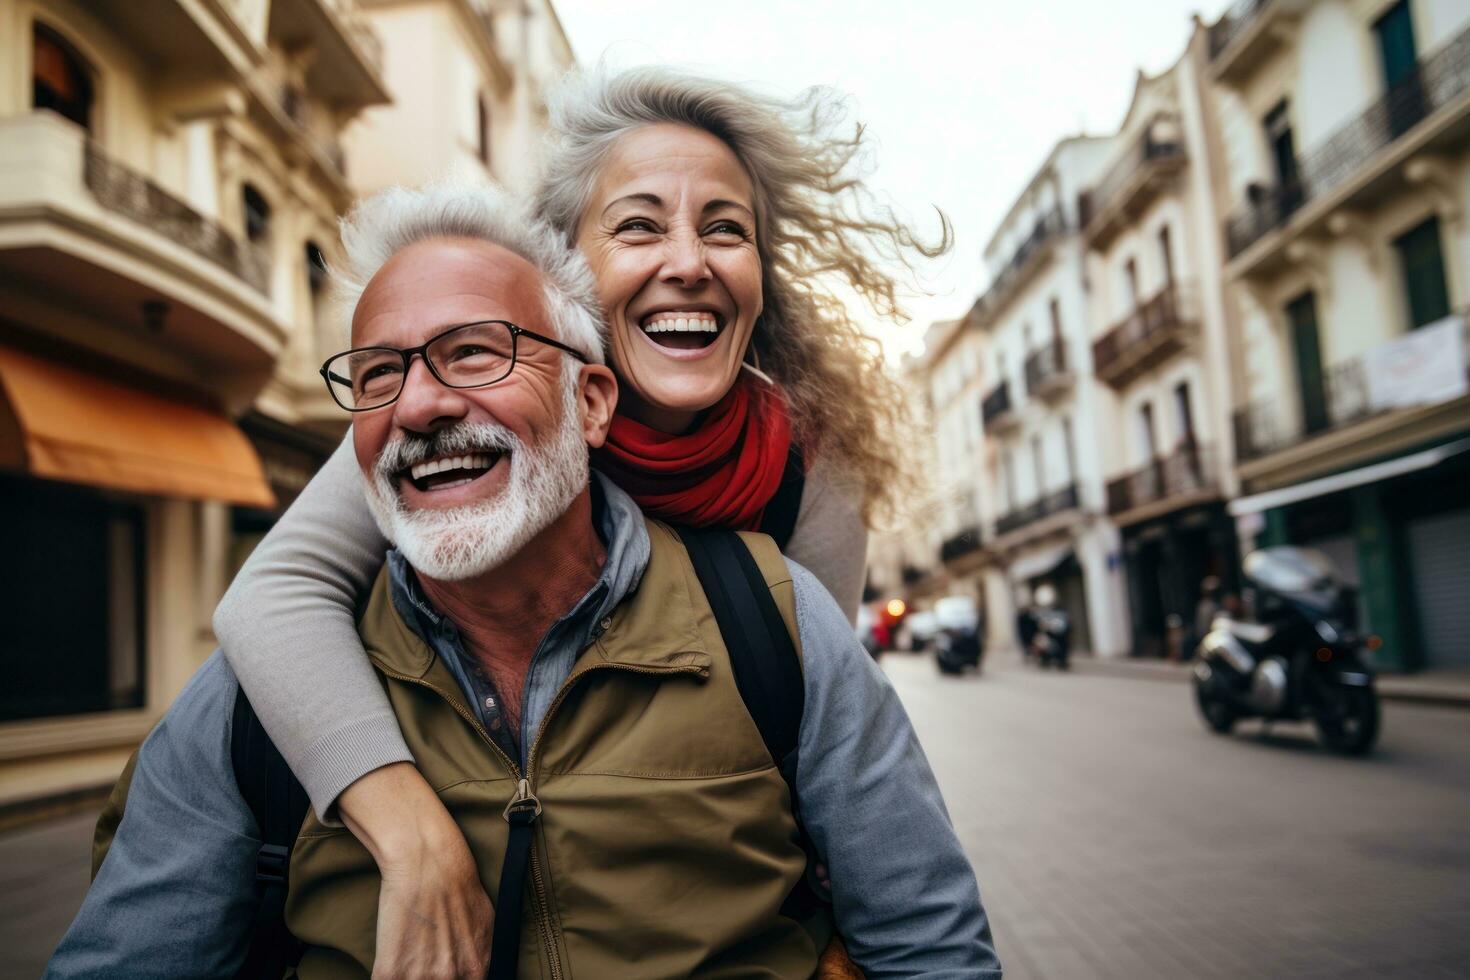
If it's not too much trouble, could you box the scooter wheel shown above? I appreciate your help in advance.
[1314,686,1380,755]
[1194,677,1235,734]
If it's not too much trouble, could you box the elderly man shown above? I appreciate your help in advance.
[49,187,998,978]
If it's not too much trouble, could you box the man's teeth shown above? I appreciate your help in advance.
[409,453,495,481]
[642,314,719,334]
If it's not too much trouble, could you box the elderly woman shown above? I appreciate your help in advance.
[216,67,950,974]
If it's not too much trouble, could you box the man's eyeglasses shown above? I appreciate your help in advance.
[320,320,589,412]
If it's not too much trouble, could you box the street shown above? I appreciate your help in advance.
[4,655,1469,978]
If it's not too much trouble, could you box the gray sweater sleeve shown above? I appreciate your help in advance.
[783,455,868,625]
[213,433,410,820]
[788,560,1000,978]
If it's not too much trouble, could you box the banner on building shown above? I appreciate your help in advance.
[1363,314,1469,412]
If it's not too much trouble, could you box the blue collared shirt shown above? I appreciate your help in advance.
[49,476,1000,978]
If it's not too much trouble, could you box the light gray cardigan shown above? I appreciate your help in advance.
[213,434,868,817]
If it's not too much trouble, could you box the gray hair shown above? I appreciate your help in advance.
[334,183,605,363]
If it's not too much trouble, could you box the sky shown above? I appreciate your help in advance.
[551,0,1233,359]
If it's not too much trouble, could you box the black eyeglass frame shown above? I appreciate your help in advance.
[319,319,590,413]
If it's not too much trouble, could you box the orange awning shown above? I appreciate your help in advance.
[0,344,275,508]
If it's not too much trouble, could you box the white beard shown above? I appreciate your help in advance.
[362,377,588,581]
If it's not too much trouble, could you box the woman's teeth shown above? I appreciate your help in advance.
[641,314,720,334]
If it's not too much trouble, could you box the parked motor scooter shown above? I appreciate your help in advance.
[934,595,983,675]
[1023,584,1071,670]
[1192,546,1379,755]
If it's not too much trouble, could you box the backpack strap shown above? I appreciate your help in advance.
[676,527,804,771]
[757,445,806,552]
[675,527,828,919]
[230,687,310,979]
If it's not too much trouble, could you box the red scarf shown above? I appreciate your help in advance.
[593,376,793,530]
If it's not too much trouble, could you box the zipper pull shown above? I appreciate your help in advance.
[502,777,542,825]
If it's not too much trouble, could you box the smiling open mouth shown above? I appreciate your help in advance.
[402,452,504,492]
[640,311,723,351]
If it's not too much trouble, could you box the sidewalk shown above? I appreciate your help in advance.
[1070,654,1470,708]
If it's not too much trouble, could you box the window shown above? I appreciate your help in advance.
[477,94,492,167]
[0,475,144,721]
[1286,291,1328,434]
[1374,1,1417,91]
[1048,298,1063,342]
[32,25,94,131]
[1393,216,1451,329]
[1263,101,1300,211]
[1124,258,1140,308]
[1158,225,1175,285]
[1138,402,1158,460]
[305,241,327,296]
[1174,382,1195,445]
[243,184,271,243]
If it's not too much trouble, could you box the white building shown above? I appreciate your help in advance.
[1076,42,1242,658]
[1205,0,1470,673]
[969,136,1132,658]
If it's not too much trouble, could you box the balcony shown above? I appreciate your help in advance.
[939,525,983,565]
[1208,0,1306,86]
[1106,442,1220,522]
[1079,116,1187,251]
[995,484,1080,537]
[967,207,1068,329]
[1024,338,1072,401]
[0,113,285,374]
[278,82,348,178]
[1225,24,1470,267]
[1093,282,1199,390]
[1233,312,1470,471]
[981,380,1019,432]
[269,0,389,109]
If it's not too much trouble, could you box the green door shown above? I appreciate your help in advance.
[1394,216,1451,328]
[1286,292,1328,434]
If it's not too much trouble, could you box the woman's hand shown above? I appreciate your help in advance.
[338,763,493,979]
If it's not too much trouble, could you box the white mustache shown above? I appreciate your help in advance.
[375,422,519,481]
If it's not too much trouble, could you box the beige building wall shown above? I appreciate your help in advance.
[0,0,387,814]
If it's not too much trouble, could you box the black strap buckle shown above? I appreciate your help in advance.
[256,843,290,884]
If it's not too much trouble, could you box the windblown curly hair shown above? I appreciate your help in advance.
[536,66,950,525]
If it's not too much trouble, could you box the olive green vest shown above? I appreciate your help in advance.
[287,520,833,978]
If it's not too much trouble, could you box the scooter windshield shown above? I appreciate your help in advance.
[1245,547,1341,603]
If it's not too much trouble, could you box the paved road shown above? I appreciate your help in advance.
[887,652,1470,979]
[4,655,1468,978]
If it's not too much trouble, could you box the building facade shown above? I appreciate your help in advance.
[0,0,575,816]
[1206,0,1470,672]
[969,137,1133,658]
[346,0,575,197]
[1079,49,1243,659]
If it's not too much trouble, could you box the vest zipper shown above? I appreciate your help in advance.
[379,659,707,980]
[372,666,567,978]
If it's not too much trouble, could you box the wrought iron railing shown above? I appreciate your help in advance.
[995,483,1079,537]
[981,380,1014,427]
[83,143,269,294]
[939,526,983,564]
[1078,116,1186,231]
[1231,337,1456,462]
[1226,24,1470,259]
[1024,338,1070,395]
[1208,0,1272,60]
[970,207,1069,326]
[1093,282,1196,383]
[1106,442,1217,515]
